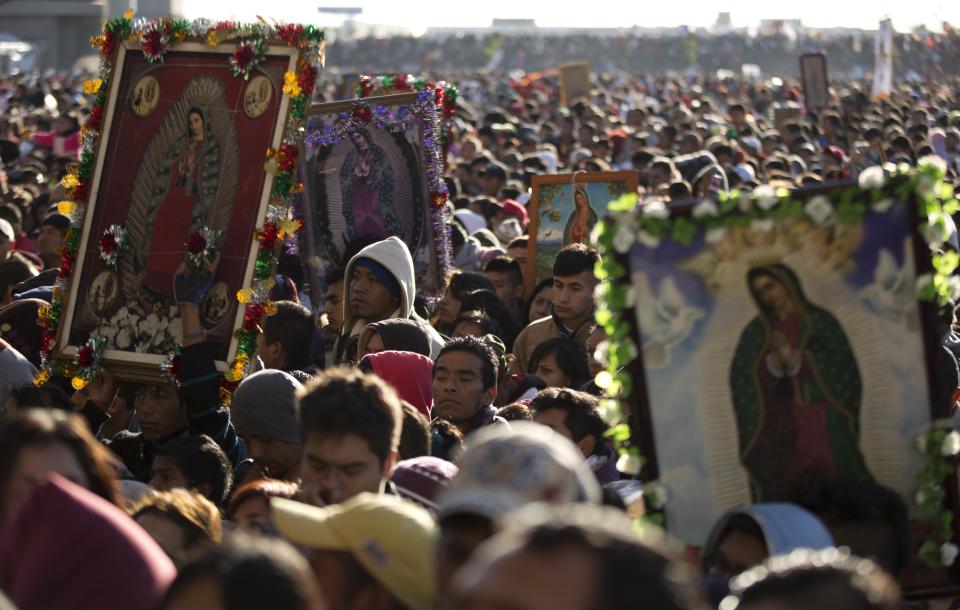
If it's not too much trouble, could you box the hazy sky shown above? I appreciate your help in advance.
[183,0,958,34]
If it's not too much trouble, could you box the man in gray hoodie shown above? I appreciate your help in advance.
[334,236,444,364]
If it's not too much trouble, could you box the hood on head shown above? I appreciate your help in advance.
[701,502,834,573]
[362,350,434,419]
[343,237,416,334]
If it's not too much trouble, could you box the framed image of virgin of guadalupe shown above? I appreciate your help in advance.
[50,20,320,382]
[600,169,960,593]
[525,171,637,295]
[302,92,452,300]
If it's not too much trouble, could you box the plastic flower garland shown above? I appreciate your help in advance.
[34,14,324,399]
[355,74,459,120]
[71,335,107,390]
[591,158,959,562]
[304,90,453,282]
[160,347,181,388]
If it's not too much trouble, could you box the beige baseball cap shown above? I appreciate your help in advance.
[272,493,437,610]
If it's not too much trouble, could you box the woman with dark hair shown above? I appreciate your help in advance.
[226,478,299,535]
[459,288,523,351]
[0,408,120,522]
[341,127,400,241]
[730,263,869,502]
[143,105,221,297]
[524,277,554,324]
[452,310,502,341]
[527,337,591,389]
[435,270,496,334]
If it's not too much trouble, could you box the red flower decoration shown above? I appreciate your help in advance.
[258,222,279,251]
[358,76,373,97]
[434,87,445,106]
[100,33,117,59]
[394,74,409,89]
[98,232,117,255]
[86,105,103,131]
[59,253,76,278]
[186,232,207,255]
[70,181,89,202]
[298,65,317,98]
[276,144,298,172]
[232,44,256,71]
[213,20,236,31]
[140,28,168,62]
[76,344,94,367]
[352,104,372,122]
[243,304,265,331]
[41,331,56,351]
[433,193,448,208]
[276,23,303,46]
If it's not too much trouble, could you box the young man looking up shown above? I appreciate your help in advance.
[511,244,599,373]
[484,256,525,321]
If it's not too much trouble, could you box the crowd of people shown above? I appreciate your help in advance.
[327,27,960,77]
[0,21,960,610]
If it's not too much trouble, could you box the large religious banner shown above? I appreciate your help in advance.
[39,17,324,384]
[594,161,960,592]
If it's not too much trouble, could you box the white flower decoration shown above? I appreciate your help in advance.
[916,273,934,296]
[942,542,959,567]
[116,328,132,349]
[871,198,895,214]
[705,226,728,245]
[919,155,948,176]
[753,184,779,211]
[617,452,643,476]
[923,212,953,249]
[942,431,960,457]
[597,398,620,424]
[612,224,636,254]
[642,200,670,220]
[643,483,669,509]
[692,200,719,219]
[857,165,887,190]
[916,489,929,506]
[750,218,775,233]
[637,230,661,249]
[593,340,610,367]
[916,174,937,198]
[804,195,836,226]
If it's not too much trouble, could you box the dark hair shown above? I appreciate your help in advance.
[452,310,501,340]
[483,505,707,610]
[7,381,73,411]
[553,243,600,278]
[0,203,22,232]
[186,106,205,135]
[730,551,901,610]
[529,388,607,455]
[324,266,345,287]
[277,252,305,289]
[262,301,315,370]
[332,550,414,610]
[435,336,499,391]
[796,478,910,576]
[298,367,402,464]
[0,409,120,518]
[398,402,431,460]
[528,337,591,389]
[506,237,528,250]
[430,418,465,461]
[484,256,523,288]
[155,434,234,506]
[496,403,533,422]
[161,533,320,610]
[131,489,222,559]
[226,478,299,521]
[459,289,523,350]
[0,257,37,299]
[447,271,495,300]
[524,277,554,323]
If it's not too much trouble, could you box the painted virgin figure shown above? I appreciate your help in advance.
[141,106,220,297]
[340,128,401,242]
[729,263,871,502]
[564,186,598,244]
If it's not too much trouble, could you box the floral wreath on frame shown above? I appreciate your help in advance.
[34,12,324,407]
[304,90,454,286]
[590,158,960,568]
